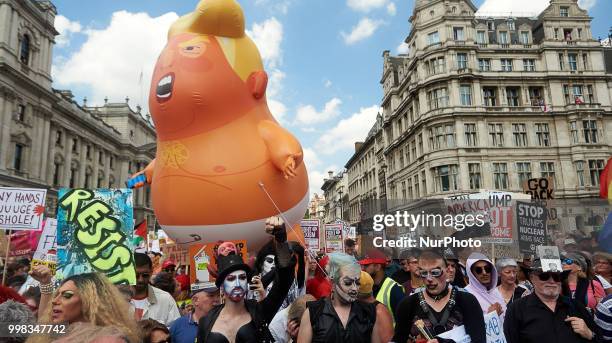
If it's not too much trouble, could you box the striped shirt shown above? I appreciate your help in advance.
[595,294,612,341]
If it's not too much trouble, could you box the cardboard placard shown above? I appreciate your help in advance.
[300,219,320,252]
[0,187,47,230]
[188,240,247,284]
[324,224,344,253]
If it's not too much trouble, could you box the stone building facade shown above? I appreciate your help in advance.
[0,0,156,228]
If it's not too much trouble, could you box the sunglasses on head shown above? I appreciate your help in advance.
[562,258,574,265]
[418,268,444,279]
[474,265,492,275]
[535,272,562,282]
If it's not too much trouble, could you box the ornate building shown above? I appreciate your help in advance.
[0,0,156,228]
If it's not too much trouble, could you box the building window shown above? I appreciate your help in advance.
[407,178,413,199]
[560,6,569,17]
[483,87,497,106]
[457,53,468,69]
[55,131,62,145]
[411,141,416,160]
[529,87,543,106]
[464,123,477,146]
[433,165,458,192]
[568,54,577,71]
[507,20,515,31]
[427,31,440,45]
[564,28,573,41]
[577,28,582,39]
[14,144,24,171]
[576,161,585,187]
[569,121,579,143]
[401,181,406,199]
[582,53,589,70]
[489,123,504,146]
[421,170,427,195]
[583,120,597,143]
[540,162,556,186]
[517,162,532,186]
[478,59,491,71]
[586,85,594,103]
[523,59,535,71]
[98,151,104,164]
[86,145,92,159]
[589,160,605,186]
[469,163,481,190]
[429,124,455,150]
[559,53,565,70]
[520,31,530,44]
[399,149,404,168]
[493,163,509,189]
[512,123,528,146]
[414,175,419,197]
[554,28,560,40]
[53,163,61,186]
[499,31,509,44]
[16,104,26,122]
[72,138,79,153]
[110,156,115,169]
[535,123,550,146]
[20,34,30,65]
[506,87,520,106]
[487,21,495,31]
[69,169,76,188]
[418,134,423,155]
[572,85,584,104]
[477,31,486,44]
[427,87,448,109]
[428,57,445,75]
[453,27,465,41]
[501,59,513,72]
[460,85,472,106]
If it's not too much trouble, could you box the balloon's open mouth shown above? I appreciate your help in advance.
[156,73,174,103]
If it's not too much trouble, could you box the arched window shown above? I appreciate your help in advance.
[20,34,30,65]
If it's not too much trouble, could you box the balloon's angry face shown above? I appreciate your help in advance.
[149,33,254,139]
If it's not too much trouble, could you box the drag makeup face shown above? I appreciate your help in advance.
[223,270,248,302]
[262,254,275,275]
[334,267,360,304]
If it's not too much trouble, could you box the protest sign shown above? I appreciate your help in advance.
[523,177,554,200]
[33,219,57,260]
[56,188,136,285]
[188,240,247,283]
[0,187,46,230]
[517,201,547,254]
[484,311,507,343]
[537,245,561,272]
[324,224,344,253]
[300,219,320,252]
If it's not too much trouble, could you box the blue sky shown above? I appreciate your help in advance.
[50,0,611,197]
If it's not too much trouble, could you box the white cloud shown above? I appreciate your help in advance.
[303,148,322,169]
[316,105,380,154]
[267,69,286,98]
[396,42,409,54]
[268,99,287,123]
[247,17,283,68]
[295,98,342,125]
[53,11,178,113]
[54,15,82,47]
[254,0,293,15]
[308,165,339,198]
[578,0,597,10]
[341,18,384,45]
[387,3,397,16]
[347,0,389,12]
[324,79,332,88]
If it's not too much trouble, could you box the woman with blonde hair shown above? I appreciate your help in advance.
[26,265,140,343]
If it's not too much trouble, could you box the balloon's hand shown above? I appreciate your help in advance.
[282,156,297,179]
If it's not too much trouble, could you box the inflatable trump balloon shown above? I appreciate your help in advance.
[128,0,309,249]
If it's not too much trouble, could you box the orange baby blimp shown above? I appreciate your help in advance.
[131,0,309,249]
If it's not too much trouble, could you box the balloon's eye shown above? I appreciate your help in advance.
[180,43,205,57]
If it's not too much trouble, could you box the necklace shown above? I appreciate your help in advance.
[426,285,450,302]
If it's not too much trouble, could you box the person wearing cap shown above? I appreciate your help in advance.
[162,259,177,275]
[504,258,604,343]
[170,282,219,343]
[393,250,486,343]
[563,253,606,312]
[357,271,394,343]
[465,252,506,321]
[444,248,467,288]
[359,248,405,324]
[197,216,296,343]
[496,258,529,305]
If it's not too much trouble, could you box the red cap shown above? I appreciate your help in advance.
[358,249,387,265]
[162,259,176,269]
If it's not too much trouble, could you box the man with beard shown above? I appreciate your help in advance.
[504,258,603,343]
[359,249,405,323]
[131,252,181,325]
[393,250,486,343]
[297,253,382,343]
[197,216,296,343]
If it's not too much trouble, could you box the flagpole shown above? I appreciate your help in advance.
[2,230,12,286]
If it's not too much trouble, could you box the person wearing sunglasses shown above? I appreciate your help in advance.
[562,253,606,312]
[393,250,486,343]
[465,252,506,321]
[504,258,604,343]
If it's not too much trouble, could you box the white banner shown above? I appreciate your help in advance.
[0,187,47,230]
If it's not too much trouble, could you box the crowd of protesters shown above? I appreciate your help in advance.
[0,217,611,343]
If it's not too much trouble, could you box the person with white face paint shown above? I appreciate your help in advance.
[297,253,382,343]
[197,216,297,343]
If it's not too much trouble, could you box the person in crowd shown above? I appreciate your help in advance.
[504,258,603,343]
[465,252,506,320]
[162,260,177,276]
[344,239,358,258]
[7,274,27,292]
[496,258,529,305]
[297,252,381,343]
[444,248,467,288]
[383,248,401,279]
[152,271,180,299]
[564,238,579,253]
[357,270,394,343]
[562,252,605,312]
[518,260,534,293]
[197,216,296,343]
[116,284,136,317]
[359,249,405,323]
[306,255,332,299]
[0,285,27,306]
[393,250,486,343]
[22,286,41,318]
[26,265,141,343]
[595,293,612,341]
[269,294,316,343]
[307,254,317,280]
[170,282,219,343]
[140,319,171,343]
[132,253,181,325]
[391,250,419,288]
[592,252,612,294]
[175,265,191,294]
[0,300,35,343]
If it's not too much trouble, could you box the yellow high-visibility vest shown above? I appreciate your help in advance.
[375,277,403,325]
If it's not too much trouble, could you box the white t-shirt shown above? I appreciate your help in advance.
[269,307,290,343]
[130,286,181,326]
